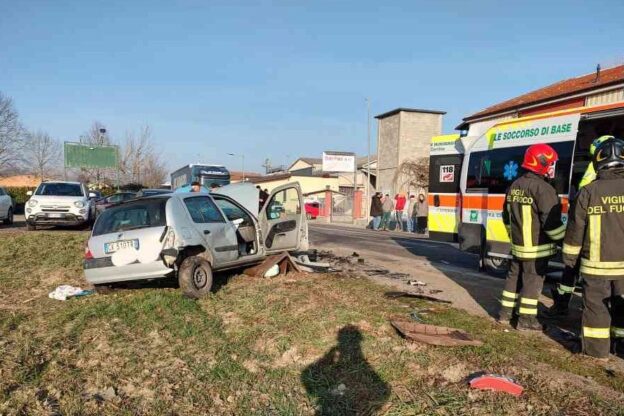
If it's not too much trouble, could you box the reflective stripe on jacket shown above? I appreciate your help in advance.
[502,172,565,260]
[563,168,624,278]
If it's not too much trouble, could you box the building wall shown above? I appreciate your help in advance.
[288,160,313,172]
[256,175,339,197]
[377,111,443,194]
[377,113,400,194]
[586,88,624,107]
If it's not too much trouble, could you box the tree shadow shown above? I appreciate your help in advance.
[301,325,390,416]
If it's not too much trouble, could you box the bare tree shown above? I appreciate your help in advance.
[120,125,166,187]
[0,92,25,174]
[394,157,430,194]
[25,131,62,181]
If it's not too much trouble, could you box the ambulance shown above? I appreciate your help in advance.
[429,101,624,274]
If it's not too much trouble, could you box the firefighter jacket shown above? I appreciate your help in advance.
[563,168,624,278]
[502,172,565,260]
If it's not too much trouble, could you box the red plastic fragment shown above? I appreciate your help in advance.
[469,374,524,397]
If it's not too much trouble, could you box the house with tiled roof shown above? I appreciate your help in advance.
[458,64,624,137]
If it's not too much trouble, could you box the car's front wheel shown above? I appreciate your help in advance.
[178,256,213,299]
[3,208,13,225]
[26,222,36,231]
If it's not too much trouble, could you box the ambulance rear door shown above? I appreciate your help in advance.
[428,134,464,242]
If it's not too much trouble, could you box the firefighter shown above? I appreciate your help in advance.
[499,143,565,330]
[562,136,624,359]
[548,135,615,317]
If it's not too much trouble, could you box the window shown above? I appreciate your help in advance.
[213,197,249,223]
[35,182,84,197]
[184,196,224,223]
[266,188,300,220]
[466,141,574,195]
[93,198,167,236]
[429,155,462,193]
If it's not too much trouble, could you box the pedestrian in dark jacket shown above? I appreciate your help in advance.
[370,192,383,230]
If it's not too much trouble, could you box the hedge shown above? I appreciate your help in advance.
[5,187,36,205]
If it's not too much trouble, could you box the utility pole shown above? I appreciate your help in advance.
[366,98,371,218]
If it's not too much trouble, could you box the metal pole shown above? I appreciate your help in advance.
[353,156,357,224]
[366,98,371,218]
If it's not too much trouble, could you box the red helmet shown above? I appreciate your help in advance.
[522,143,559,176]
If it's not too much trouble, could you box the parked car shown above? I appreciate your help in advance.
[95,192,137,215]
[25,181,97,230]
[0,186,14,225]
[135,188,172,198]
[84,182,308,298]
[304,201,320,220]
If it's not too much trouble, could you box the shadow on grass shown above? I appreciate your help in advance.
[301,325,390,415]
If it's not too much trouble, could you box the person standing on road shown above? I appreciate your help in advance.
[562,137,624,360]
[380,193,394,231]
[548,135,615,317]
[415,193,428,233]
[370,192,383,230]
[406,194,417,233]
[394,193,407,231]
[499,143,565,331]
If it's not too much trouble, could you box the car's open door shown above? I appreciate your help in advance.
[259,183,307,253]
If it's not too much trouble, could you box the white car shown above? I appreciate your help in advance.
[25,181,97,230]
[84,182,309,298]
[0,186,14,225]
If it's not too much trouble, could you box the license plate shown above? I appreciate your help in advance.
[104,239,139,254]
[48,213,63,218]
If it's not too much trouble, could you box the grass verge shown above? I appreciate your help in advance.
[1,232,624,415]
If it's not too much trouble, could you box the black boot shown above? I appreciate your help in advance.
[517,315,543,331]
[544,288,570,318]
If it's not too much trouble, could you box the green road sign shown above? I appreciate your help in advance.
[64,142,118,169]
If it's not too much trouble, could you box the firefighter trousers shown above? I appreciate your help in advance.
[555,258,580,305]
[581,277,624,358]
[500,258,548,317]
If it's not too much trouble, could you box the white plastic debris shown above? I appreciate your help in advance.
[263,264,280,278]
[48,285,88,301]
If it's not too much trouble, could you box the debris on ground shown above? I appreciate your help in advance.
[469,374,524,397]
[384,291,451,304]
[352,252,359,257]
[294,253,333,273]
[408,280,426,286]
[409,311,425,323]
[48,285,94,301]
[390,318,483,347]
[244,252,301,278]
[544,325,581,353]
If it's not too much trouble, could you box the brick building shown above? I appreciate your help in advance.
[375,108,445,194]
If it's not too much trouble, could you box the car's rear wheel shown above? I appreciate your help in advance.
[178,256,213,299]
[3,208,13,225]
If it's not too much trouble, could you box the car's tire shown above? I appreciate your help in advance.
[3,208,13,225]
[26,222,36,231]
[178,256,213,299]
[484,255,510,278]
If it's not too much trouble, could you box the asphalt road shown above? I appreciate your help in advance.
[309,222,479,270]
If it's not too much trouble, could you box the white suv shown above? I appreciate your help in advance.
[0,187,14,225]
[25,181,97,230]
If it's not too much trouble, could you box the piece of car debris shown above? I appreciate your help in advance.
[384,291,451,304]
[390,318,483,347]
[469,374,523,397]
[243,252,301,278]
[408,280,426,286]
[352,252,360,257]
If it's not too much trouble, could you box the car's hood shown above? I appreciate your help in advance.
[29,195,86,205]
[213,182,259,216]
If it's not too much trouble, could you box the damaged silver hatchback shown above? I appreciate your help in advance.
[84,182,308,298]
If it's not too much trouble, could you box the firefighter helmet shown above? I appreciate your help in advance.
[522,143,559,177]
[589,135,615,156]
[592,136,624,171]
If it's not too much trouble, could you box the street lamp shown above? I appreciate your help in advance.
[228,153,245,181]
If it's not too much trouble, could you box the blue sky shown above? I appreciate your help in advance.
[2,0,623,173]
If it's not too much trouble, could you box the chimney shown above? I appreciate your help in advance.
[594,64,601,83]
